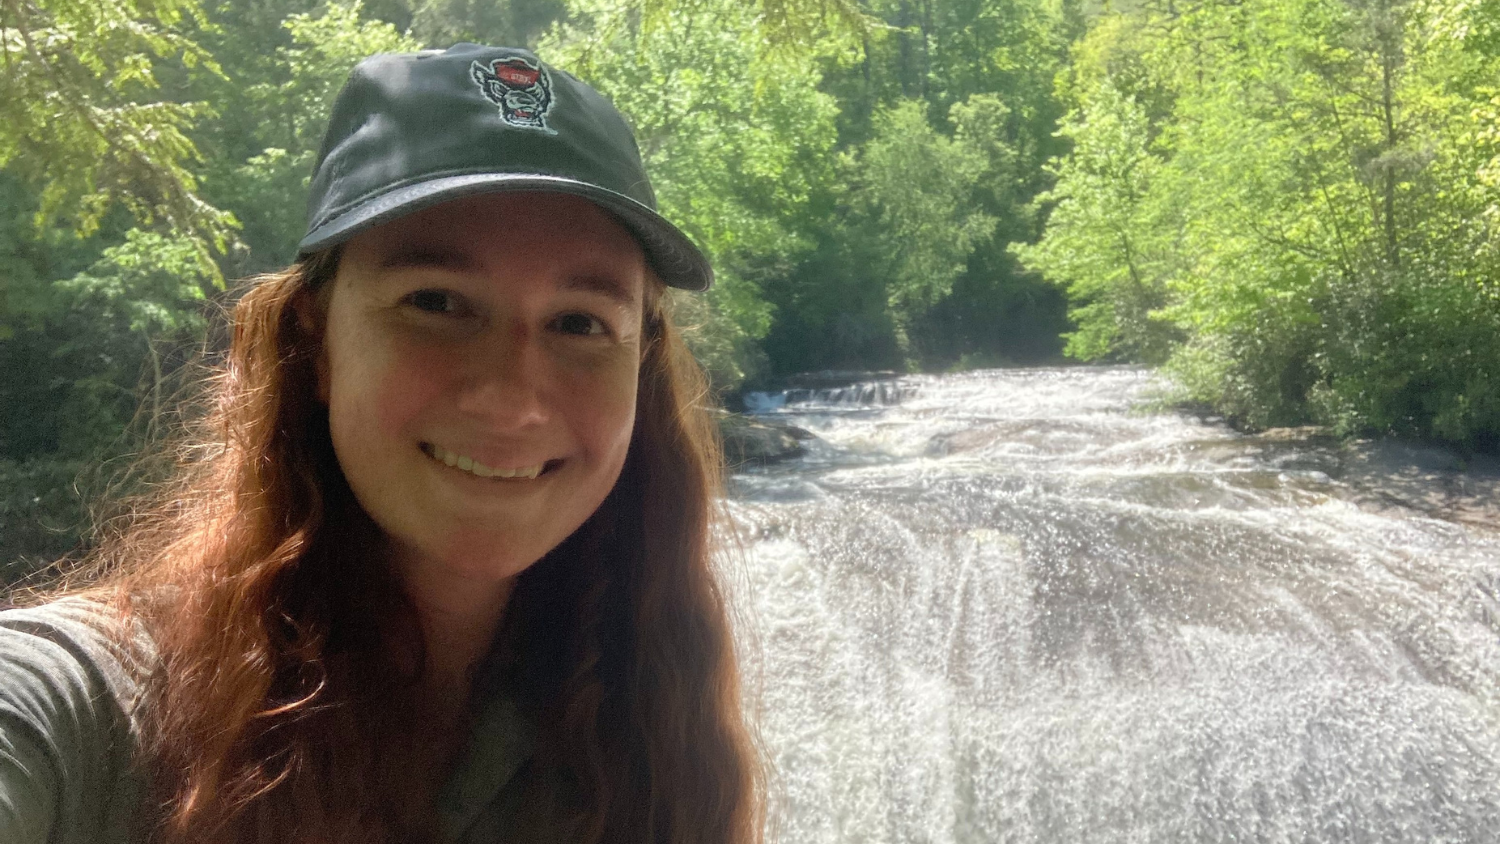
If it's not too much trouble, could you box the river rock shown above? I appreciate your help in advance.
[717,412,810,467]
[1246,428,1500,528]
[1338,439,1500,528]
[927,422,1012,455]
[1254,426,1336,442]
[778,370,903,390]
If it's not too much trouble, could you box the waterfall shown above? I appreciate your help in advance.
[729,367,1500,843]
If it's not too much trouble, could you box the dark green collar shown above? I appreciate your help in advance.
[436,680,538,842]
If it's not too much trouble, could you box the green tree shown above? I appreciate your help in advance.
[0,0,235,277]
[0,1,419,570]
[199,1,419,270]
[1013,81,1181,363]
[1022,0,1500,444]
[850,99,996,358]
[768,0,1074,374]
[543,0,840,388]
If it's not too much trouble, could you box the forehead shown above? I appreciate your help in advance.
[340,191,649,293]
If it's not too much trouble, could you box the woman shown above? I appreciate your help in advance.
[0,44,762,843]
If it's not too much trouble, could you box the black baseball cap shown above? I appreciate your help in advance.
[298,43,713,291]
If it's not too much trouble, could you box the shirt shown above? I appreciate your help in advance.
[0,599,537,843]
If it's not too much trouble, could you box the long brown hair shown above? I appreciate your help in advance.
[47,250,763,842]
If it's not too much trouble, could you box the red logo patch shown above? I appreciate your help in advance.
[495,60,540,88]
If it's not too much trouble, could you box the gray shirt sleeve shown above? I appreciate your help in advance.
[0,600,152,844]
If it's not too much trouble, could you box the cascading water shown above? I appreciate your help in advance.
[728,367,1500,843]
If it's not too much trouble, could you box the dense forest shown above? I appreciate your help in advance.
[2,0,1498,569]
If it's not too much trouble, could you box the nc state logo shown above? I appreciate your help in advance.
[470,57,554,131]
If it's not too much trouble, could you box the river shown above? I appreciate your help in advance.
[728,366,1500,843]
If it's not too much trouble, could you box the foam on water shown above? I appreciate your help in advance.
[729,367,1500,843]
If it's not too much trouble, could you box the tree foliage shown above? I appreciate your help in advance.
[543,0,842,387]
[0,1,417,568]
[1020,0,1500,446]
[0,0,234,277]
[1013,82,1180,362]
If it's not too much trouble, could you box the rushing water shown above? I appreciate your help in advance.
[727,367,1500,844]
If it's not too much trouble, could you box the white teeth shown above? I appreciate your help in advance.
[426,444,545,480]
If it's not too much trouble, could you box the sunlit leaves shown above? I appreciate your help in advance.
[1013,82,1179,362]
[856,99,995,318]
[1022,0,1500,444]
[212,1,418,267]
[0,0,235,281]
[58,228,211,336]
[636,0,869,52]
[544,0,839,387]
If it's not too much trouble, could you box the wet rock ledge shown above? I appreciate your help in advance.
[715,370,903,468]
[716,411,813,468]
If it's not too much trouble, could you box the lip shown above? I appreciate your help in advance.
[420,442,559,480]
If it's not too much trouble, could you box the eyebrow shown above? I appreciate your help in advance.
[377,245,474,271]
[375,243,641,305]
[564,273,640,307]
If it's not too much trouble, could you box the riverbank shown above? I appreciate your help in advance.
[1189,423,1499,531]
[1313,434,1498,531]
[1104,372,1498,531]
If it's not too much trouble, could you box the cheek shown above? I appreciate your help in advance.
[561,359,640,460]
[328,343,449,450]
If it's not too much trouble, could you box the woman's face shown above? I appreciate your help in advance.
[318,192,647,592]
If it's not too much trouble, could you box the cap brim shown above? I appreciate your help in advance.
[297,173,713,291]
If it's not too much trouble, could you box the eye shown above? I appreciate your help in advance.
[552,312,608,336]
[403,289,461,314]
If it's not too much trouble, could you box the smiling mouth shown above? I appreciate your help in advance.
[421,443,557,480]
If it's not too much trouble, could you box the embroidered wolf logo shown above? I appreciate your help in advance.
[470,57,554,131]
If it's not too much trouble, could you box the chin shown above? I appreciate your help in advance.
[432,536,553,583]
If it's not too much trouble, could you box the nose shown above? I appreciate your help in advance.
[455,321,550,430]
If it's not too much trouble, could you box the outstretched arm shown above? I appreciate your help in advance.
[0,602,149,844]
